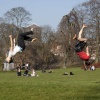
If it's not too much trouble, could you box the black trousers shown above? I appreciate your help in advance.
[17,31,33,50]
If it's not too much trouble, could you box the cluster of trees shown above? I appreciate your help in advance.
[57,0,100,66]
[0,0,100,70]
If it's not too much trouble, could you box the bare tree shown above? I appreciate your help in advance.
[75,0,100,63]
[4,7,32,28]
[57,9,80,67]
[39,25,57,69]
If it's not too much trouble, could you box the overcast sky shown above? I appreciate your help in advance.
[0,0,88,30]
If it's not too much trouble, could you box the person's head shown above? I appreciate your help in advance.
[85,59,94,66]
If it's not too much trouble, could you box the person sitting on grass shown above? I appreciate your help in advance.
[17,67,21,76]
[23,67,29,76]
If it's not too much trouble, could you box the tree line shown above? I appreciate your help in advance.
[0,0,100,70]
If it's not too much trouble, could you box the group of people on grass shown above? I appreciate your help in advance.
[5,24,96,69]
[17,65,37,77]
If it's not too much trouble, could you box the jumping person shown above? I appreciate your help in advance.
[73,24,93,66]
[5,28,37,63]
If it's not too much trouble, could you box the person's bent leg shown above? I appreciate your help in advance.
[17,31,36,50]
[19,31,33,37]
[77,24,87,42]
[17,31,34,44]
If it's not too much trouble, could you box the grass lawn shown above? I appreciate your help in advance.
[0,67,100,100]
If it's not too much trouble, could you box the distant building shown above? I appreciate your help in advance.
[51,44,65,57]
[26,23,41,33]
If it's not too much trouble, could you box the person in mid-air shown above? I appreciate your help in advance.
[5,28,37,63]
[73,24,93,66]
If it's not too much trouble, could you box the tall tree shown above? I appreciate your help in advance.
[57,9,80,67]
[75,0,100,63]
[4,7,32,28]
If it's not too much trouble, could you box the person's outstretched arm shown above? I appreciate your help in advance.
[85,46,90,56]
[5,35,14,63]
[13,38,16,48]
[9,35,13,52]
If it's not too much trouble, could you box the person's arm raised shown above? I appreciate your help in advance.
[9,35,13,52]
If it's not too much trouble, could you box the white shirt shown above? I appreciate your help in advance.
[8,45,22,58]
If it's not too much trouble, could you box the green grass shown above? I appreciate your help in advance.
[0,68,100,100]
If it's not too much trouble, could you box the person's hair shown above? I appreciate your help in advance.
[85,60,91,66]
[85,59,94,66]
